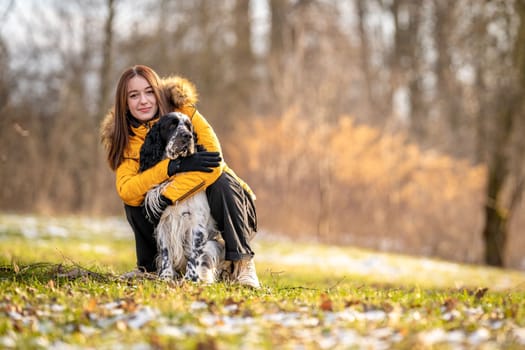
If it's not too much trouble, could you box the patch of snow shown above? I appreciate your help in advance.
[190,301,208,311]
[468,328,491,345]
[156,325,184,338]
[514,327,525,345]
[127,307,157,329]
[46,225,69,237]
[0,335,16,348]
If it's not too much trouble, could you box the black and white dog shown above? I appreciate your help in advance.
[139,112,225,283]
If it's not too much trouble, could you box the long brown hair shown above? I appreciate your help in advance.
[105,65,169,170]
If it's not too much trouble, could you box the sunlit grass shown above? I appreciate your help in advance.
[1,213,525,349]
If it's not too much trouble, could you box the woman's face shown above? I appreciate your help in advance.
[126,75,158,122]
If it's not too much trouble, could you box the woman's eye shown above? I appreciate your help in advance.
[129,93,137,99]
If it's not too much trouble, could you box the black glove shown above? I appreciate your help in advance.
[168,151,221,176]
[143,194,172,226]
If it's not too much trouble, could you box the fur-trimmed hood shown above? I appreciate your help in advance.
[161,75,198,111]
[100,75,199,151]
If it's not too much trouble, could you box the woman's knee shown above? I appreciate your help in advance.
[207,172,230,193]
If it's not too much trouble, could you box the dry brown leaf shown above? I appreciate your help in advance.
[46,280,55,290]
[443,298,458,312]
[320,293,333,312]
[475,288,488,300]
[84,298,97,313]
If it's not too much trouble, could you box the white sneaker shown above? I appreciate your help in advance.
[232,259,260,289]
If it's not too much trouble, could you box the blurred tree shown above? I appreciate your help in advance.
[267,0,292,116]
[385,0,426,140]
[0,38,9,111]
[1,0,525,268]
[481,0,525,267]
[96,0,114,121]
[230,0,255,118]
[91,0,116,213]
[433,0,463,154]
[0,0,14,110]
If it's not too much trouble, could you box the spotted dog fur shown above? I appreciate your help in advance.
[139,112,225,283]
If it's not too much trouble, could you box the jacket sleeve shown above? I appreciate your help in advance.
[116,157,171,207]
[161,110,224,203]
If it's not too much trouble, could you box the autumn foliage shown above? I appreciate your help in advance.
[226,111,493,264]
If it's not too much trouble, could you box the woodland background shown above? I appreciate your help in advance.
[1,0,525,269]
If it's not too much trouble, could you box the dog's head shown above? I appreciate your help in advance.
[158,112,196,159]
[139,112,196,172]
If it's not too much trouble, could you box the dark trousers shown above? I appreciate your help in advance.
[124,172,257,272]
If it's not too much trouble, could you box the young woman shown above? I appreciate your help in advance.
[100,65,260,288]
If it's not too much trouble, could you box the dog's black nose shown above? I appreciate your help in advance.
[182,132,192,140]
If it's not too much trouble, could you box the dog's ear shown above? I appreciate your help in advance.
[139,122,165,172]
[193,131,207,152]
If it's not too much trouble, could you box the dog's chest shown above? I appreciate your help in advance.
[164,192,211,225]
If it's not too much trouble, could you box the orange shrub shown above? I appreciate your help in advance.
[223,113,525,266]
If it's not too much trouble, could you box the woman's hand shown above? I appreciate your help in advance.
[167,151,221,176]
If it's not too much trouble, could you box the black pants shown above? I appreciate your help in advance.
[124,172,257,272]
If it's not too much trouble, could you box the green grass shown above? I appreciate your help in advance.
[1,213,525,349]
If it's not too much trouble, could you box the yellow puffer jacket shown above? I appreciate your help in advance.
[102,76,255,207]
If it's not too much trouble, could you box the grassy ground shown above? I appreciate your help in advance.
[1,213,525,349]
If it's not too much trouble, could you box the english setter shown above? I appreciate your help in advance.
[139,112,225,283]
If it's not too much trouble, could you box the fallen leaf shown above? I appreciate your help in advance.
[345,299,361,308]
[320,293,333,312]
[46,280,55,290]
[475,288,488,300]
[443,298,458,312]
[121,298,138,313]
[84,298,97,313]
[382,302,394,313]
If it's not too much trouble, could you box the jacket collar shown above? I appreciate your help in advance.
[129,115,159,136]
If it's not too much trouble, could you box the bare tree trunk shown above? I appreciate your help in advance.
[483,138,510,266]
[356,0,376,122]
[317,133,332,241]
[270,0,287,56]
[91,0,115,214]
[404,1,425,141]
[230,0,254,120]
[383,0,424,134]
[97,0,114,121]
[433,0,463,154]
[482,0,525,267]
[0,38,9,110]
[268,0,291,116]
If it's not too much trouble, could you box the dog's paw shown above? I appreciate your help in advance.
[183,272,199,282]
[198,268,216,284]
[159,269,174,281]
